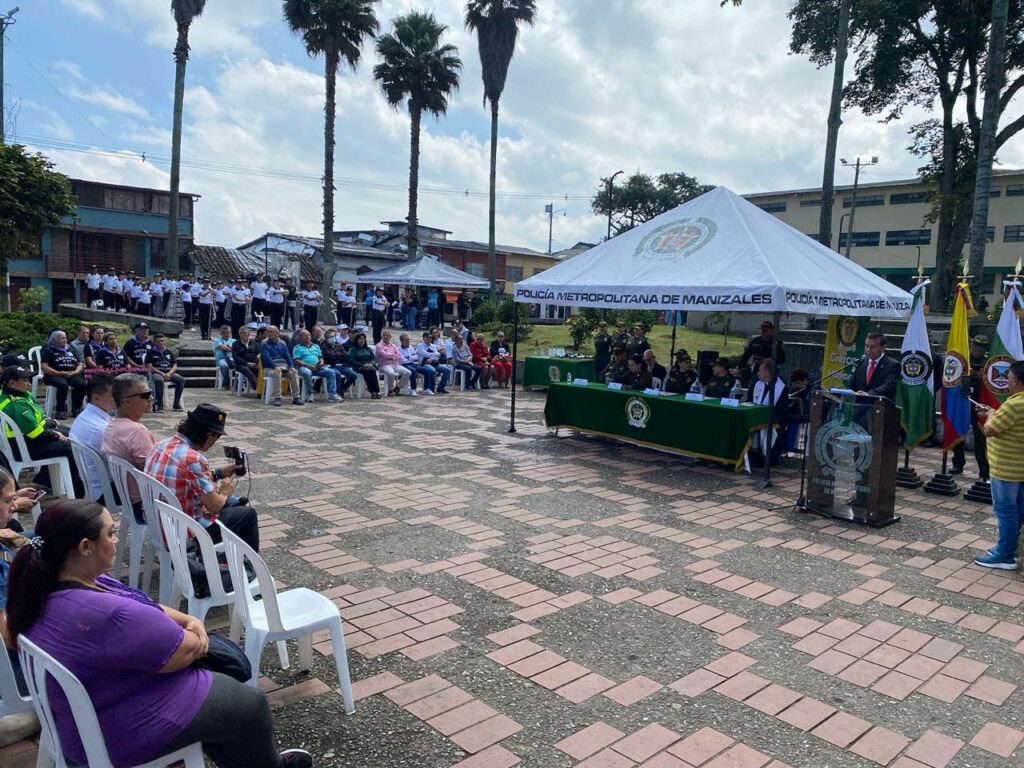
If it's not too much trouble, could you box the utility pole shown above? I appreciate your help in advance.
[840,156,877,259]
[544,203,565,255]
[0,7,19,145]
[606,170,623,241]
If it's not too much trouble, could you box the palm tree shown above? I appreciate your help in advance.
[168,0,206,278]
[374,13,462,259]
[284,0,379,315]
[464,0,536,303]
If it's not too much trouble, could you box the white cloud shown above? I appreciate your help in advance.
[62,85,149,119]
[58,0,105,21]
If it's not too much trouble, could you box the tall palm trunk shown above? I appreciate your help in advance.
[818,0,850,250]
[967,0,1010,297]
[408,103,421,259]
[933,98,961,309]
[321,51,338,320]
[168,24,189,277]
[487,98,499,303]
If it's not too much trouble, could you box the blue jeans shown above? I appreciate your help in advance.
[434,363,452,391]
[298,366,338,396]
[331,365,358,392]
[215,358,231,388]
[404,306,418,330]
[455,363,481,388]
[991,478,1024,559]
[407,364,436,392]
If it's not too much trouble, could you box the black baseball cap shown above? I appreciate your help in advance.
[1,366,33,384]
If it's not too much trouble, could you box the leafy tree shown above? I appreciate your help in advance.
[374,12,461,259]
[285,0,380,317]
[168,0,207,277]
[0,145,75,312]
[464,0,537,303]
[591,171,712,236]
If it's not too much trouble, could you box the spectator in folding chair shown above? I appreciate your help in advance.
[4,498,313,768]
[399,333,434,395]
[469,333,495,389]
[260,326,303,407]
[450,334,481,390]
[0,366,84,496]
[123,323,154,372]
[292,329,342,403]
[146,404,260,552]
[68,374,115,501]
[374,329,412,397]
[94,333,127,371]
[148,334,186,413]
[102,374,156,523]
[212,326,234,390]
[40,330,87,420]
[416,331,451,393]
[320,327,357,399]
[69,326,92,367]
[348,332,382,399]
[488,331,513,388]
[231,325,261,393]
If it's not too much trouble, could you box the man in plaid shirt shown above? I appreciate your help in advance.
[145,403,260,551]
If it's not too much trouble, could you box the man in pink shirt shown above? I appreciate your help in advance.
[101,373,157,522]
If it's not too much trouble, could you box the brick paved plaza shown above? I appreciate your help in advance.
[3,387,1022,767]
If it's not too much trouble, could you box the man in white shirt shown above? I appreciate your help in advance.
[268,278,286,328]
[399,333,435,395]
[85,266,102,306]
[340,285,357,327]
[197,277,214,340]
[370,287,388,343]
[121,274,137,313]
[161,273,176,316]
[180,276,193,328]
[250,273,268,321]
[230,278,250,338]
[415,331,451,393]
[67,373,115,502]
[102,267,118,310]
[301,280,321,333]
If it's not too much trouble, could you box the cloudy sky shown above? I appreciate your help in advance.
[6,0,1023,253]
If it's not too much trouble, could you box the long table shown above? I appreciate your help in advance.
[523,356,596,389]
[543,383,772,470]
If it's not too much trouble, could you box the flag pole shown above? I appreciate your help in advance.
[896,266,928,489]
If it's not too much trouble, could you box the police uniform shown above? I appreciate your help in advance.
[738,331,786,385]
[625,334,650,359]
[665,366,698,395]
[593,330,612,383]
[602,355,627,385]
[621,367,653,390]
[610,330,629,350]
[705,373,737,399]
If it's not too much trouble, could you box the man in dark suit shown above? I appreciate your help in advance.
[642,350,668,385]
[850,332,900,399]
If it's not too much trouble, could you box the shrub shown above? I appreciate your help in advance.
[0,313,68,354]
[565,313,596,349]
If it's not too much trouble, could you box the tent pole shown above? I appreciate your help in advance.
[759,310,781,490]
[669,310,678,361]
[509,306,519,433]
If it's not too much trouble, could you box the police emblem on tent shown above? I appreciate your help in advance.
[634,218,717,261]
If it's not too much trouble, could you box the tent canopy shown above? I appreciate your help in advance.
[513,186,913,318]
[354,256,489,289]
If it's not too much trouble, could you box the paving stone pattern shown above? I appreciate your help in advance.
[4,387,1024,768]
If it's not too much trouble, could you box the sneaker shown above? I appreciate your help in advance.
[436,389,448,394]
[280,749,313,768]
[950,466,964,475]
[273,397,283,407]
[292,397,303,405]
[974,552,1017,570]
[409,389,418,397]
[328,395,340,402]
[422,389,434,395]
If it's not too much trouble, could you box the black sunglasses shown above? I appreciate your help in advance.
[127,390,153,401]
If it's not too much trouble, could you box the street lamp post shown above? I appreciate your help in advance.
[837,214,850,254]
[606,170,624,241]
[0,7,20,145]
[840,156,878,259]
[544,203,566,255]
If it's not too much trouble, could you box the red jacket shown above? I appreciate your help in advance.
[470,340,491,366]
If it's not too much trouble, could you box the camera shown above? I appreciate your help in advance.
[223,445,248,477]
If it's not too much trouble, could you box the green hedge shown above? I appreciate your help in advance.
[0,313,131,355]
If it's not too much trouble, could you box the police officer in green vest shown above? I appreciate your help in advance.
[0,366,83,495]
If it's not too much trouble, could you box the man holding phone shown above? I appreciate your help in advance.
[974,361,1024,570]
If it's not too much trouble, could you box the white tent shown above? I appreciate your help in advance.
[513,186,913,318]
[354,256,489,289]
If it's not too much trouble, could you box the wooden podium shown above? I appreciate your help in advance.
[805,393,900,527]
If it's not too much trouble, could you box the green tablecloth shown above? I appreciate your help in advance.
[523,356,596,389]
[543,383,772,469]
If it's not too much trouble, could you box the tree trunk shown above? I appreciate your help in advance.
[321,52,338,322]
[168,23,189,278]
[817,0,850,249]
[932,107,961,310]
[967,0,1010,300]
[487,98,499,304]
[407,103,421,260]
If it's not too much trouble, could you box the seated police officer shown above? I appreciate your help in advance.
[705,358,737,399]
[147,333,185,412]
[603,346,628,384]
[620,355,653,390]
[664,351,698,394]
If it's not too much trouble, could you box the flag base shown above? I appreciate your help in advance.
[923,473,959,496]
[895,466,924,489]
[963,478,992,504]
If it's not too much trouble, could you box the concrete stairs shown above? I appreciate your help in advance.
[176,345,218,388]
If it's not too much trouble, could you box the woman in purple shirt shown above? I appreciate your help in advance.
[6,500,312,768]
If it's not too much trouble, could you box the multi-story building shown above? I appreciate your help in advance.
[743,169,1024,300]
[8,178,198,311]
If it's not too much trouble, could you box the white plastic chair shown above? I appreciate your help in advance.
[220,527,355,713]
[0,412,74,498]
[130,468,181,605]
[68,439,120,508]
[262,371,305,404]
[0,640,33,718]
[18,635,204,768]
[106,455,148,587]
[27,346,44,399]
[452,368,466,390]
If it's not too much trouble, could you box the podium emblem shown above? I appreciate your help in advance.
[625,397,651,429]
[548,365,562,383]
[814,415,873,479]
[984,355,1014,395]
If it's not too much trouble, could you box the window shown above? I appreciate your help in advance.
[799,199,822,207]
[149,238,168,269]
[104,189,145,211]
[71,181,104,208]
[532,267,546,276]
[990,188,1001,198]
[843,195,885,208]
[885,229,932,246]
[1005,225,1024,243]
[971,225,996,243]
[838,231,881,248]
[756,201,786,213]
[505,266,523,282]
[890,191,928,205]
[465,262,486,278]
[1007,184,1024,197]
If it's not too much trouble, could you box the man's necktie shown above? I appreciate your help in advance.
[866,358,876,384]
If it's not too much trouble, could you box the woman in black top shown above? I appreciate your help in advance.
[94,332,127,370]
[40,330,87,419]
[231,326,261,390]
